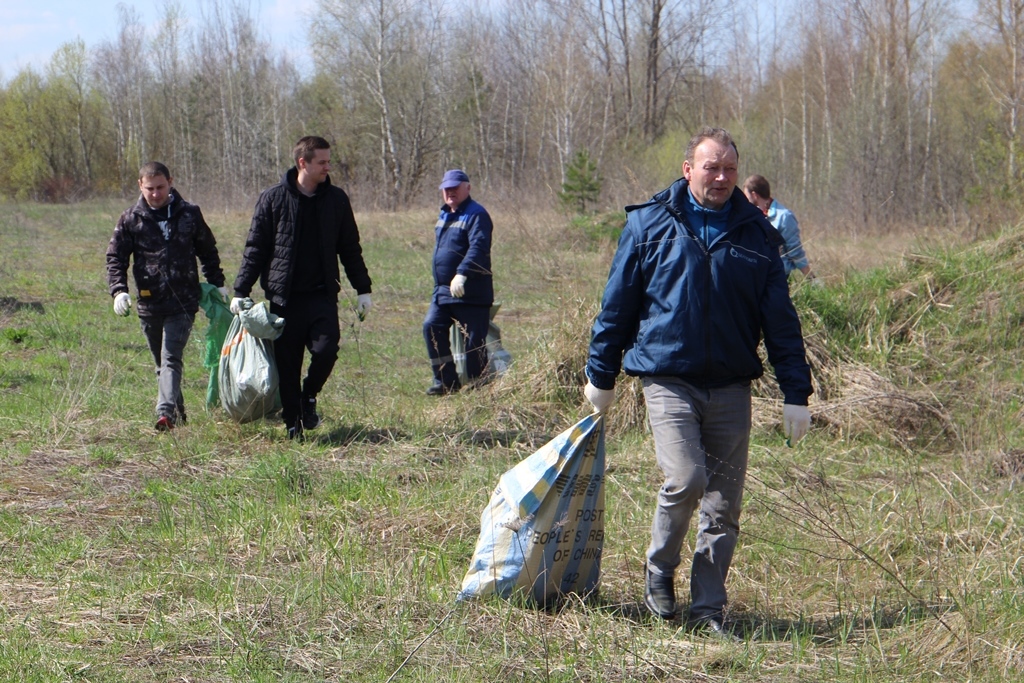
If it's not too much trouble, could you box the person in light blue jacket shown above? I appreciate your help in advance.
[422,169,494,395]
[584,127,813,638]
[743,174,817,281]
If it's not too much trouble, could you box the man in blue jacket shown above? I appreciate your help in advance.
[742,174,818,281]
[423,169,493,395]
[584,127,813,637]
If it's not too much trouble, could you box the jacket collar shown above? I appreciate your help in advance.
[133,188,182,219]
[440,196,473,214]
[284,166,332,197]
[657,178,765,229]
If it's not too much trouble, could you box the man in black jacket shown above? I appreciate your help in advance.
[231,136,373,440]
[106,161,228,431]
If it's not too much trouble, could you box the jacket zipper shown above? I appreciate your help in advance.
[701,213,712,381]
[654,197,714,383]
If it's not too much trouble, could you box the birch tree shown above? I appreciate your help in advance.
[316,0,448,207]
[95,6,149,193]
[977,0,1024,182]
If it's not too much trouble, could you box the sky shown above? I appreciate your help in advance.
[0,0,316,82]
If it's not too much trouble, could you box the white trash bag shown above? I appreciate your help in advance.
[218,300,285,423]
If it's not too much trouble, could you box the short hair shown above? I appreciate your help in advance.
[685,127,738,164]
[293,136,331,165]
[743,174,771,198]
[139,161,171,181]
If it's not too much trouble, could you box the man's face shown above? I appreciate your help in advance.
[298,148,331,184]
[442,182,471,211]
[682,139,738,210]
[138,174,172,209]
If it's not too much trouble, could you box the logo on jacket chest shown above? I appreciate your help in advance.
[729,246,759,265]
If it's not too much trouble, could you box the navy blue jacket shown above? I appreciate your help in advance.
[431,197,493,306]
[586,178,812,405]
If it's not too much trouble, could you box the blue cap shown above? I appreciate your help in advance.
[439,169,470,189]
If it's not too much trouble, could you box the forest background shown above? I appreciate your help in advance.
[0,0,1021,233]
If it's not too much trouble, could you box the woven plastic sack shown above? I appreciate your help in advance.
[450,303,512,384]
[458,413,606,606]
[218,300,285,423]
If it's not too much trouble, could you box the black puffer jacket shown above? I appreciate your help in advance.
[105,191,225,317]
[233,168,371,306]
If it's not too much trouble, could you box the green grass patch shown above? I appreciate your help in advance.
[0,200,1022,680]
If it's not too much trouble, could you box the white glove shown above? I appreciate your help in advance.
[357,293,372,319]
[584,380,616,413]
[113,292,132,316]
[783,404,811,445]
[229,297,246,315]
[217,286,230,303]
[450,273,467,298]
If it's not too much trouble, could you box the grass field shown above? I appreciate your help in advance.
[1,199,1022,682]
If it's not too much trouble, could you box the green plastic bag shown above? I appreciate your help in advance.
[218,300,285,423]
[199,284,234,410]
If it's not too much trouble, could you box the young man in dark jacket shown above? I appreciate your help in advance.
[106,162,228,431]
[423,169,494,395]
[584,127,813,637]
[231,136,372,440]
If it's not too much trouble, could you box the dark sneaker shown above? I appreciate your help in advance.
[301,394,320,430]
[426,379,461,396]
[175,407,187,426]
[644,566,676,619]
[688,616,741,642]
[287,424,305,442]
[155,415,175,432]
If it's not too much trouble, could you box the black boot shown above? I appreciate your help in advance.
[644,565,676,619]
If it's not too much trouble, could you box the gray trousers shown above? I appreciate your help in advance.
[139,312,194,420]
[642,377,751,620]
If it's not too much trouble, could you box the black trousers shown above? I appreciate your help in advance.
[271,292,340,428]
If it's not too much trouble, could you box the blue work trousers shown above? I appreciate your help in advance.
[423,302,489,387]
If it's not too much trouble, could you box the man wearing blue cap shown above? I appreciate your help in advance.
[423,169,494,395]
